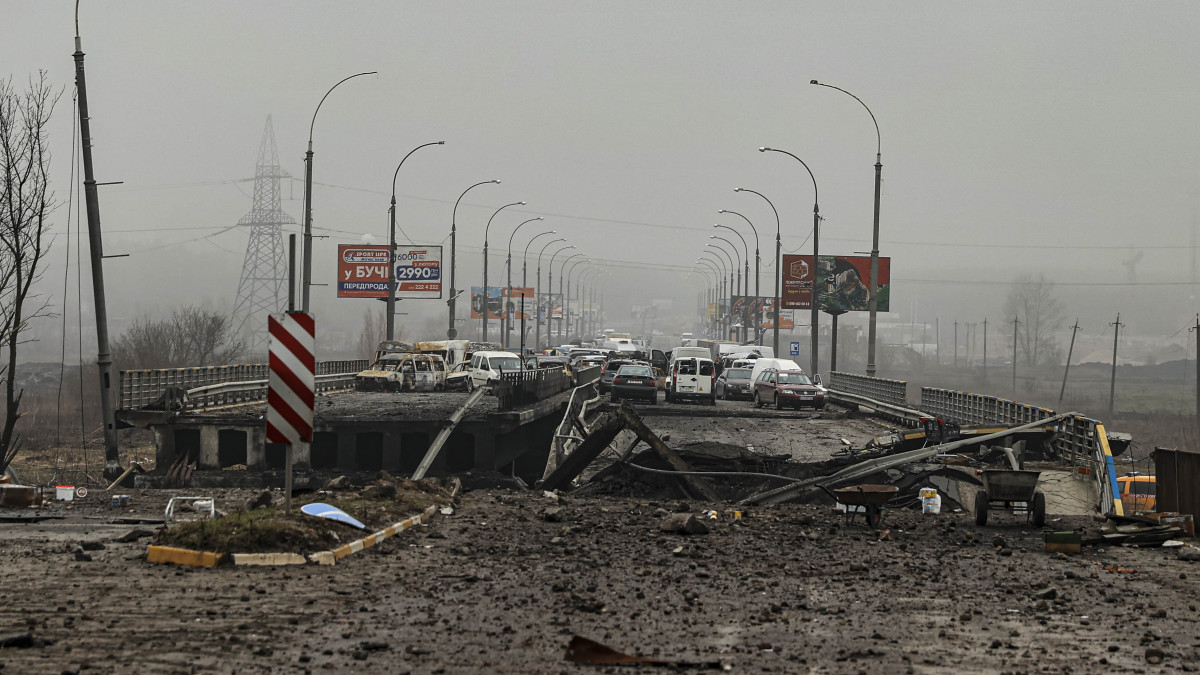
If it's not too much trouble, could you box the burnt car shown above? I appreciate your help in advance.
[355,353,447,392]
[752,368,825,410]
[715,367,753,400]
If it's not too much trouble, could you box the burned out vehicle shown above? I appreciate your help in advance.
[355,353,447,392]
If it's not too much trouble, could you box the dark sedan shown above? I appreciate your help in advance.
[610,364,658,404]
[598,359,639,393]
[752,369,825,410]
[715,367,753,400]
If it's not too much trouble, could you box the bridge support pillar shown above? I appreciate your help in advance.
[199,426,220,469]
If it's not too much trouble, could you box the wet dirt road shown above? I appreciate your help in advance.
[2,486,1198,674]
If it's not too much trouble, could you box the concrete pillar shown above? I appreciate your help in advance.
[246,426,265,469]
[199,426,220,469]
[153,425,176,471]
[382,431,401,472]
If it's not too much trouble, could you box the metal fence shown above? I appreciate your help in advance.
[919,388,1057,428]
[495,368,573,410]
[574,365,602,386]
[119,360,369,411]
[1153,447,1200,520]
[828,371,907,407]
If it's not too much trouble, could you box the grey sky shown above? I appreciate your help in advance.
[7,1,1200,358]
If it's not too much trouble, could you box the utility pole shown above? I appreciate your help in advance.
[1058,319,1080,406]
[74,18,121,481]
[953,321,958,367]
[1191,314,1200,424]
[982,317,988,385]
[1011,316,1020,397]
[935,317,940,366]
[1109,314,1123,420]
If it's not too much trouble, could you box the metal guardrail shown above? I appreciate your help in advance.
[119,360,369,410]
[495,368,573,410]
[574,365,602,386]
[185,372,360,411]
[919,387,1055,428]
[828,371,907,407]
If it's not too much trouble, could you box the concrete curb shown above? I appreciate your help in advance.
[309,505,438,566]
[231,552,308,566]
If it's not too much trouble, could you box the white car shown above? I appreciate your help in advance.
[467,350,523,391]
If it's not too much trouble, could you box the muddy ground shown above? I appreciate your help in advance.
[2,480,1199,674]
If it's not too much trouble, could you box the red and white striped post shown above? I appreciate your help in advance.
[267,312,315,514]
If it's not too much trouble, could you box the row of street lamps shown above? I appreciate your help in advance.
[297,72,608,353]
[695,80,882,378]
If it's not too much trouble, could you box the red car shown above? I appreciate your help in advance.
[752,369,825,410]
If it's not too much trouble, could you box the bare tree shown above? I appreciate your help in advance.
[357,308,389,359]
[1,74,59,473]
[112,306,247,370]
[1003,273,1064,369]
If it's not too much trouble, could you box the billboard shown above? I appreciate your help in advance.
[393,245,442,299]
[781,254,890,312]
[537,293,563,321]
[337,244,443,299]
[471,286,533,319]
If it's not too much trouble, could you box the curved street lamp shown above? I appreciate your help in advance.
[735,188,781,351]
[504,217,543,349]
[482,201,525,342]
[302,71,376,311]
[566,258,592,342]
[700,253,727,336]
[536,238,567,349]
[697,257,725,337]
[707,243,737,339]
[711,234,742,303]
[718,211,759,341]
[518,230,556,354]
[387,140,444,340]
[690,268,716,335]
[812,79,883,377]
[547,244,576,346]
[448,179,501,339]
[557,254,584,343]
[760,147,821,376]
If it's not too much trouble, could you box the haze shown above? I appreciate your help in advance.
[7,1,1199,363]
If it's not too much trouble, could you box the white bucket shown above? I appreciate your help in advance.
[921,492,941,514]
[55,485,75,501]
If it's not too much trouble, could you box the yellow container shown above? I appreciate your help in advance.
[919,487,938,499]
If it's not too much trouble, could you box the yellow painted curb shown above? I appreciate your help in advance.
[231,552,307,566]
[146,545,224,568]
[309,505,439,566]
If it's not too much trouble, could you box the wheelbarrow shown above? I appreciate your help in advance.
[973,469,1045,527]
[819,484,899,529]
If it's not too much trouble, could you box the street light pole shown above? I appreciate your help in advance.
[521,230,556,355]
[811,80,883,377]
[715,226,748,341]
[760,147,820,377]
[448,180,500,339]
[504,217,543,350]
[735,188,780,353]
[701,253,727,337]
[706,244,735,339]
[387,141,444,341]
[566,259,591,342]
[536,238,566,350]
[718,210,759,343]
[302,71,376,313]
[547,244,575,345]
[559,254,584,342]
[482,201,524,343]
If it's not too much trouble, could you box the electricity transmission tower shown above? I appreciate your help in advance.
[231,116,294,353]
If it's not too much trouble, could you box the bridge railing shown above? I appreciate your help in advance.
[828,371,907,407]
[120,360,369,411]
[494,367,573,410]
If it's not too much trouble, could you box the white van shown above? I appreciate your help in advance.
[468,350,524,391]
[666,357,716,405]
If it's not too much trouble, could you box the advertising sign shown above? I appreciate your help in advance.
[472,287,534,319]
[781,254,890,312]
[759,298,795,330]
[337,244,391,298]
[337,244,443,299]
[537,293,563,321]
[393,245,442,299]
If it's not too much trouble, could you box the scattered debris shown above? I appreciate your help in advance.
[300,502,367,530]
[245,491,273,510]
[564,635,723,669]
[659,513,709,534]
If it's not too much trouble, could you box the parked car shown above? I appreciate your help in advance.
[467,350,523,391]
[610,364,658,404]
[752,369,824,410]
[715,367,754,400]
[355,353,447,392]
[666,357,716,405]
[1116,473,1156,514]
[444,361,473,391]
[598,358,641,393]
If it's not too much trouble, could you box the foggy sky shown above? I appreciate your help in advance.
[7,1,1200,361]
